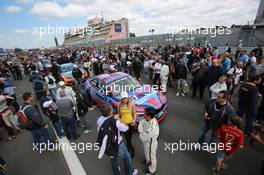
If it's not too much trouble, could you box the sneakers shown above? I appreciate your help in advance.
[132,169,138,175]
[181,93,185,96]
[176,92,180,96]
[84,129,93,134]
[17,129,23,133]
[206,147,216,153]
[145,168,156,175]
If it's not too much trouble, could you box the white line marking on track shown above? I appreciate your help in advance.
[51,124,86,175]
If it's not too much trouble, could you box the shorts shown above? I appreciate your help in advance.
[217,150,234,161]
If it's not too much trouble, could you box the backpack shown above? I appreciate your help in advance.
[97,117,119,158]
[15,105,33,129]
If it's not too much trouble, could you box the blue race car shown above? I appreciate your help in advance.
[85,72,168,122]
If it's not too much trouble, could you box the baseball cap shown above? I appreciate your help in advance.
[59,81,65,86]
[120,91,128,99]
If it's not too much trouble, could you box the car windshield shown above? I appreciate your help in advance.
[60,64,74,73]
[109,76,141,95]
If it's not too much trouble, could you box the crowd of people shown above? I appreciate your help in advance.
[0,43,263,175]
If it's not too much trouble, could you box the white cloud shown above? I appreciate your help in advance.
[13,29,31,34]
[1,0,260,48]
[30,1,93,19]
[29,0,260,34]
[4,5,23,13]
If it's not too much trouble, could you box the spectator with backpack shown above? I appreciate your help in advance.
[17,92,52,150]
[44,71,57,100]
[72,85,93,134]
[97,104,138,175]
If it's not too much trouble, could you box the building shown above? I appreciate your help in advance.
[63,17,129,47]
[255,0,264,25]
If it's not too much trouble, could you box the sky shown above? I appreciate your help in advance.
[0,0,261,49]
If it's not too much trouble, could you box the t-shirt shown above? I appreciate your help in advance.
[154,63,162,74]
[218,125,244,154]
[227,67,243,85]
[238,83,259,110]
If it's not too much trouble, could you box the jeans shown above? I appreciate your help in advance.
[0,117,15,136]
[31,128,52,148]
[124,125,135,159]
[237,105,256,135]
[110,142,133,175]
[52,120,62,138]
[49,88,57,100]
[192,80,205,98]
[80,113,91,130]
[61,117,77,140]
[198,121,217,145]
[177,79,186,93]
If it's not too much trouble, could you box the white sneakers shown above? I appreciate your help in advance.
[176,92,185,96]
[133,169,138,175]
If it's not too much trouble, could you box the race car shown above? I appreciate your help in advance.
[85,72,168,122]
[58,63,88,85]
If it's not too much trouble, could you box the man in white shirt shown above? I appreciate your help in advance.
[97,104,138,175]
[227,62,243,85]
[44,71,57,99]
[210,75,228,99]
[138,107,159,175]
[56,81,76,105]
[160,60,169,93]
